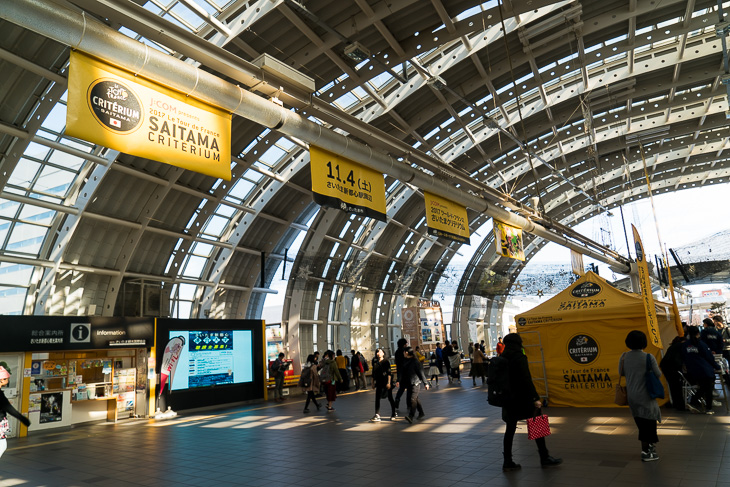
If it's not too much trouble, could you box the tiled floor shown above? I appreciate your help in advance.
[1,380,729,487]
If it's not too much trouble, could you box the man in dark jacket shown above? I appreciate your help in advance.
[393,338,408,411]
[401,347,430,423]
[501,333,562,471]
[659,335,687,411]
[700,318,724,355]
[442,341,453,382]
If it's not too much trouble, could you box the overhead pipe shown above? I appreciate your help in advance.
[0,0,631,273]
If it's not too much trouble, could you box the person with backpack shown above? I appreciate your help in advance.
[401,347,430,423]
[270,353,288,402]
[393,338,408,412]
[499,333,562,471]
[320,350,342,411]
[447,341,462,384]
[300,354,321,413]
[370,348,396,421]
[351,350,365,391]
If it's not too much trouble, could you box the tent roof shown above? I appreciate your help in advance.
[515,271,672,326]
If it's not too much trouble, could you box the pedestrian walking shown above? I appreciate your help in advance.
[619,330,664,461]
[0,365,30,459]
[370,348,396,421]
[500,333,562,471]
[401,347,430,423]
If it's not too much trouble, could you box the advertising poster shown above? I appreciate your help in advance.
[40,392,63,423]
[28,394,41,413]
[401,307,420,346]
[494,220,525,261]
[67,51,231,180]
[419,307,444,344]
[310,145,387,222]
[424,191,470,244]
[168,330,254,391]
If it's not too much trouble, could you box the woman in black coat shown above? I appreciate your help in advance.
[501,333,562,471]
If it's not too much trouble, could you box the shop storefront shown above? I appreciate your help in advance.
[0,316,154,436]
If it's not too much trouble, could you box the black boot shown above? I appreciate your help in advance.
[502,452,521,472]
[540,455,563,468]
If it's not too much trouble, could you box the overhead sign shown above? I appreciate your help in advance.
[67,51,231,180]
[424,192,470,244]
[0,316,155,352]
[494,220,525,261]
[632,225,663,349]
[309,145,386,221]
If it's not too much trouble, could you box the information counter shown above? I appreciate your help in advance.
[27,349,144,431]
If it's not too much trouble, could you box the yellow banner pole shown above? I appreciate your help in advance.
[664,246,685,337]
[632,225,663,348]
[638,143,682,337]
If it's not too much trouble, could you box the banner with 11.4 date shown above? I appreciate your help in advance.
[310,146,386,221]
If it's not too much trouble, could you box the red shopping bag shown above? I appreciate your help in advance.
[526,414,551,440]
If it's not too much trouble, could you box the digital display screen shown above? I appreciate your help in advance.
[169,330,254,390]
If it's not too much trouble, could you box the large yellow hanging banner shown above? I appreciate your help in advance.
[310,146,386,221]
[494,220,525,261]
[424,192,470,244]
[67,51,231,180]
[632,225,663,349]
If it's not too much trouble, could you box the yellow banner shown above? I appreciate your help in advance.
[424,192,470,244]
[664,259,684,337]
[632,225,663,349]
[494,220,525,261]
[310,146,386,221]
[67,51,231,180]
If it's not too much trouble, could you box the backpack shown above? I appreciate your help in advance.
[298,366,312,388]
[486,355,510,407]
[319,362,332,383]
[362,357,369,372]
[269,361,280,378]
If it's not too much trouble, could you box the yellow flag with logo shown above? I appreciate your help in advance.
[632,225,663,348]
[67,51,231,180]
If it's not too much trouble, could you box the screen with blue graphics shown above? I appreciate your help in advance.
[169,329,254,390]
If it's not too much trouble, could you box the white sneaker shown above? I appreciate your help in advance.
[712,400,722,407]
[370,414,381,422]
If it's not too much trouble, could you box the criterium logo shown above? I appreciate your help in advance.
[567,334,599,364]
[571,282,601,298]
[87,79,142,133]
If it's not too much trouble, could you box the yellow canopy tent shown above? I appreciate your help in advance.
[514,271,677,407]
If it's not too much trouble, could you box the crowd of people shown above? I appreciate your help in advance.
[276,317,727,472]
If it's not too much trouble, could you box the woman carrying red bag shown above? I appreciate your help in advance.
[500,333,562,472]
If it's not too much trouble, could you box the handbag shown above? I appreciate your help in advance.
[645,354,665,399]
[614,375,628,406]
[526,412,551,440]
[0,417,9,440]
[615,353,628,406]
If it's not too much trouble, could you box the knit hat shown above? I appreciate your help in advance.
[503,333,522,346]
[0,366,10,380]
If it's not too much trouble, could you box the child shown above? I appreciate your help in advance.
[428,352,440,386]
